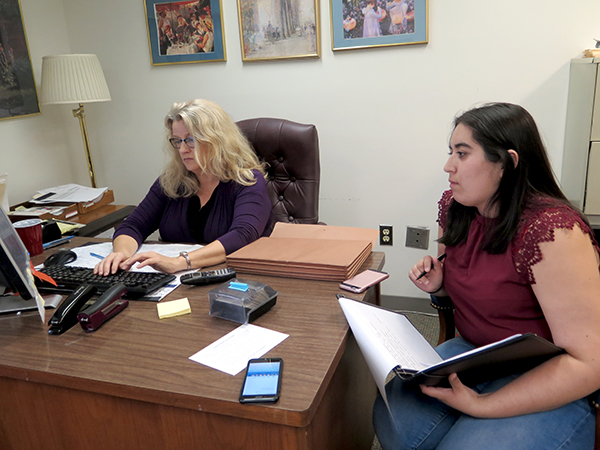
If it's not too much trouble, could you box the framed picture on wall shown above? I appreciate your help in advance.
[144,0,226,65]
[237,0,321,62]
[330,0,427,51]
[0,0,40,120]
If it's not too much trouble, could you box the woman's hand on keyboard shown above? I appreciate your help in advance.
[94,252,130,276]
[121,251,186,274]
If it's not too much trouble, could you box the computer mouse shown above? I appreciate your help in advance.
[44,249,77,267]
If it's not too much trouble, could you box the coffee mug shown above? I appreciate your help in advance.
[14,218,44,256]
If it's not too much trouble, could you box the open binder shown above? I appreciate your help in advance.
[338,297,564,407]
[395,333,564,388]
[227,223,379,281]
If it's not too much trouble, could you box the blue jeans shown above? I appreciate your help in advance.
[373,337,595,450]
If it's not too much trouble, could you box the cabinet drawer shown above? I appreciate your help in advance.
[585,142,600,214]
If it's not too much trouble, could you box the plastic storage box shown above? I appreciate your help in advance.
[209,279,278,324]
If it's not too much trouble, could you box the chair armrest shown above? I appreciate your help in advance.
[430,295,455,346]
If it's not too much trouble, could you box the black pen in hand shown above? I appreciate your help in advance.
[415,253,446,280]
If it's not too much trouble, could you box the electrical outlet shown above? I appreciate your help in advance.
[379,225,393,246]
[406,226,429,249]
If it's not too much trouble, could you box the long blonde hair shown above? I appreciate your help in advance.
[160,99,266,198]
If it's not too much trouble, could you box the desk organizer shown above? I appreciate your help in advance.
[8,190,115,222]
[209,279,278,324]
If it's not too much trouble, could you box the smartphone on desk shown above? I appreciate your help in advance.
[239,358,283,404]
[340,269,389,294]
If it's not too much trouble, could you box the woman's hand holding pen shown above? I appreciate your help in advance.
[409,253,446,294]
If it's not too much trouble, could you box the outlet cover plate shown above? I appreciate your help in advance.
[379,225,393,246]
[406,226,429,249]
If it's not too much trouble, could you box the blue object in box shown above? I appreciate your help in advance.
[228,281,249,292]
[209,278,278,324]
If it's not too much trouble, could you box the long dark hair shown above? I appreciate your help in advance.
[440,102,577,253]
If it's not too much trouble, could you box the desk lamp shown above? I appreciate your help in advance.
[40,54,111,188]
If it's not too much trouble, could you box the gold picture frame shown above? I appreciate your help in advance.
[237,0,321,62]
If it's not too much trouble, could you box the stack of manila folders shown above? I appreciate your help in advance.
[226,222,379,281]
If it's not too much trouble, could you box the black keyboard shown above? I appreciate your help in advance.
[38,265,176,299]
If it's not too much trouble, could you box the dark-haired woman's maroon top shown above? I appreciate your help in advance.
[438,190,600,347]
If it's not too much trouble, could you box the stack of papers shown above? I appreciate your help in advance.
[31,184,108,204]
[226,223,378,281]
[10,205,77,219]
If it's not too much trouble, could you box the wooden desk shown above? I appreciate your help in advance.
[0,239,385,450]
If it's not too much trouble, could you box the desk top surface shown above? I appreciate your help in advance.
[0,238,384,428]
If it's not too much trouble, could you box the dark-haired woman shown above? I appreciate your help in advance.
[373,103,600,449]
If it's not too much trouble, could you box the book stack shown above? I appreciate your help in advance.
[226,223,379,281]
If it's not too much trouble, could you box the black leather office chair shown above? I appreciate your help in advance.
[236,118,321,228]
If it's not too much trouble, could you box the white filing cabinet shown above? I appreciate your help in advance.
[561,57,600,221]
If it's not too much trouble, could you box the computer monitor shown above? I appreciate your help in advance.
[0,206,42,313]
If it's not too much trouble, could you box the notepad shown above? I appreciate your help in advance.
[157,297,191,319]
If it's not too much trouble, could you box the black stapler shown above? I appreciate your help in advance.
[77,283,129,333]
[48,285,97,335]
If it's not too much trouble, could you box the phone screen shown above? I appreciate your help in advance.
[240,358,282,403]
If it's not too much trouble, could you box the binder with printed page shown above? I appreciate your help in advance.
[337,297,564,407]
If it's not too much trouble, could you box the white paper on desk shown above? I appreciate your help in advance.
[67,242,203,273]
[189,324,289,376]
[61,242,203,301]
[32,184,108,204]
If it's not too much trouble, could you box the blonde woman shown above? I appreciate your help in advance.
[94,99,272,275]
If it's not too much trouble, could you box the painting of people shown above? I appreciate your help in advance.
[145,0,226,64]
[154,1,215,55]
[342,0,414,40]
[331,0,426,51]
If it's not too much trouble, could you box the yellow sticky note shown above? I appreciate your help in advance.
[157,297,191,319]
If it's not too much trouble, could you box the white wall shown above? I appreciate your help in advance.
[5,0,600,299]
[0,0,76,205]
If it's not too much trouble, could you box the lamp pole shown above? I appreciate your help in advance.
[72,103,97,188]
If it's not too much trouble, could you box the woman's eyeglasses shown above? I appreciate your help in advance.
[169,137,195,149]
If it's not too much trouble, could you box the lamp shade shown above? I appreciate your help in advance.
[41,54,111,105]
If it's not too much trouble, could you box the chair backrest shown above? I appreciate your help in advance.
[236,118,321,226]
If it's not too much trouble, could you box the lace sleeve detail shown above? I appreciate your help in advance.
[437,190,453,231]
[513,202,600,284]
